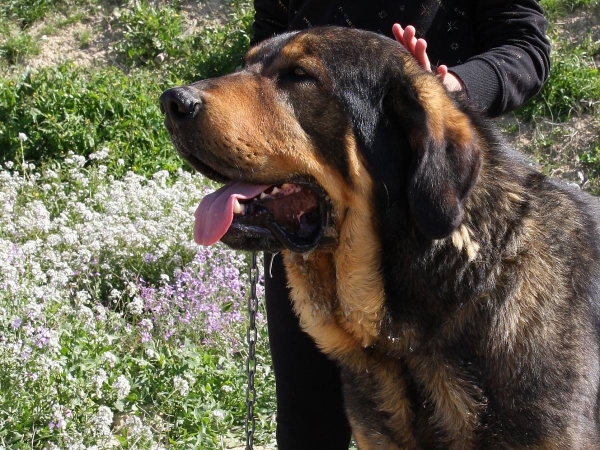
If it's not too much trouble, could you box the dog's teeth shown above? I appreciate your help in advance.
[233,198,244,215]
[260,193,268,199]
[271,187,281,195]
[281,183,293,190]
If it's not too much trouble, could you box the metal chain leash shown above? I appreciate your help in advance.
[245,251,259,450]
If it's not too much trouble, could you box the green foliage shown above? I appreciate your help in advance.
[0,27,41,64]
[541,0,599,19]
[0,0,254,177]
[112,2,188,67]
[113,0,253,82]
[0,64,182,176]
[518,35,600,121]
[0,0,61,28]
[0,0,99,28]
[579,137,600,182]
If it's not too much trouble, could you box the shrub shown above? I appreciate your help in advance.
[113,0,253,82]
[0,64,180,176]
[0,27,41,64]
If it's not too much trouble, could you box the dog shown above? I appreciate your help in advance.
[160,27,600,449]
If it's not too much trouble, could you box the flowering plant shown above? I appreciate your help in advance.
[0,154,274,449]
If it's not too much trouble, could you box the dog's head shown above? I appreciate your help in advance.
[160,27,482,253]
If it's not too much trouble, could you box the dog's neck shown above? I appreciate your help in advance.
[281,142,540,367]
[283,171,386,368]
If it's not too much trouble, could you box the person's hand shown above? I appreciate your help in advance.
[391,24,464,92]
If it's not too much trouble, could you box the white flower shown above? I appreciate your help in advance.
[101,351,118,368]
[49,404,68,430]
[138,318,153,331]
[93,369,108,398]
[173,376,190,397]
[125,415,143,435]
[93,406,113,437]
[212,409,225,421]
[89,147,109,161]
[94,305,107,322]
[112,375,130,400]
[127,297,144,316]
[17,132,28,142]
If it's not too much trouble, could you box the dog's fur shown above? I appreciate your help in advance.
[161,27,600,449]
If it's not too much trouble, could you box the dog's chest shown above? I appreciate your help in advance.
[341,349,485,449]
[283,250,486,449]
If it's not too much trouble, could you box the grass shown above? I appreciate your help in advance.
[517,28,600,121]
[0,27,41,64]
[0,0,598,447]
[512,0,600,184]
[541,0,599,18]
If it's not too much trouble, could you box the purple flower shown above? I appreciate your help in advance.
[33,326,52,348]
[10,317,22,329]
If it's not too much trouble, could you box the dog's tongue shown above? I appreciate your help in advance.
[194,181,271,245]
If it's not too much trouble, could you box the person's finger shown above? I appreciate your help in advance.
[391,23,405,45]
[403,25,417,55]
[437,64,449,79]
[414,38,431,72]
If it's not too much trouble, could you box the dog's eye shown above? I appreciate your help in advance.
[284,66,316,83]
[279,66,318,86]
[293,67,308,77]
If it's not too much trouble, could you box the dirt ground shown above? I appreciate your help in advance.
[27,0,231,70]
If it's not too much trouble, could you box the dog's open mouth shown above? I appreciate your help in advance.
[194,180,331,252]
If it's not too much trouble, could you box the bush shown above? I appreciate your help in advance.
[112,0,253,82]
[0,0,61,28]
[0,0,254,176]
[0,27,41,64]
[0,64,180,176]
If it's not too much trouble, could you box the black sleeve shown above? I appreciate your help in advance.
[251,0,289,46]
[450,0,551,116]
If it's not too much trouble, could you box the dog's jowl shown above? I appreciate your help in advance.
[161,27,600,449]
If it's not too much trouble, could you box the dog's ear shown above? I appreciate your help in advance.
[387,61,482,240]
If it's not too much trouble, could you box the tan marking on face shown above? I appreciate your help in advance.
[192,73,317,178]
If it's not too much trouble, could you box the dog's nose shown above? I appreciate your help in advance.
[159,87,202,123]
